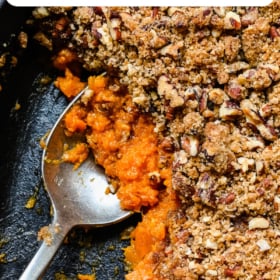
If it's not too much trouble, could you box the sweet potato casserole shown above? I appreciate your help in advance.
[30,3,280,279]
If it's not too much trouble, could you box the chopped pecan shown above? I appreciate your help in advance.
[191,7,213,28]
[237,157,255,173]
[195,173,216,207]
[159,40,184,58]
[173,150,188,167]
[172,171,195,199]
[93,7,103,16]
[241,7,258,27]
[168,8,189,31]
[226,82,248,100]
[184,86,202,100]
[167,7,182,16]
[223,192,236,204]
[150,29,169,49]
[95,23,113,49]
[219,100,242,120]
[259,103,272,118]
[241,99,277,141]
[255,160,265,175]
[224,11,241,30]
[108,17,122,41]
[199,90,208,112]
[256,239,271,252]
[269,26,280,40]
[181,135,199,157]
[119,12,138,31]
[244,136,264,151]
[226,61,250,74]
[92,23,103,43]
[213,7,225,17]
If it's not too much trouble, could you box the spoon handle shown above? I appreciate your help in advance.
[19,216,71,280]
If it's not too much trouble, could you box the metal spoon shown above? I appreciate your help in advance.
[20,87,132,280]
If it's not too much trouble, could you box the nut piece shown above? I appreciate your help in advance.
[224,11,241,30]
[150,29,169,49]
[256,239,271,252]
[109,17,122,41]
[181,135,199,156]
[241,99,277,141]
[219,101,242,120]
[159,40,184,58]
[205,239,218,250]
[227,82,248,100]
[248,217,269,230]
[245,136,264,151]
[237,157,255,173]
[196,173,216,208]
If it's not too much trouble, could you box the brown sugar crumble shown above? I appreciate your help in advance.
[31,4,280,279]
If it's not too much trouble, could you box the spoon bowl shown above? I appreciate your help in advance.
[20,87,132,280]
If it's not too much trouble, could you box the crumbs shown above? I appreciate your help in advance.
[37,226,53,246]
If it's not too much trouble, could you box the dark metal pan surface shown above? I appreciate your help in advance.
[0,2,139,279]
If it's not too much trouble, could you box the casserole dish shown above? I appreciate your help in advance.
[2,3,280,280]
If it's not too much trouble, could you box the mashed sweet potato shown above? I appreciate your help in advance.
[124,173,179,280]
[59,73,162,211]
[55,70,176,277]
[54,68,86,99]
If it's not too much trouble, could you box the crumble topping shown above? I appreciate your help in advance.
[31,4,280,279]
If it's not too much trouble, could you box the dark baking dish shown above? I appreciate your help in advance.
[0,2,138,279]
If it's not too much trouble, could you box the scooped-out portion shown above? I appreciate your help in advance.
[55,72,179,279]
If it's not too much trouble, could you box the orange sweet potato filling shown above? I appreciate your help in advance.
[64,104,87,133]
[55,68,86,99]
[124,170,179,280]
[55,70,178,279]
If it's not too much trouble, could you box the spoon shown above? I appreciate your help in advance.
[20,87,132,280]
